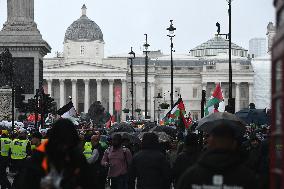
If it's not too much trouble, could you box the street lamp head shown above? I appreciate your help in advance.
[128,47,135,59]
[143,34,150,51]
[155,93,163,99]
[167,20,176,36]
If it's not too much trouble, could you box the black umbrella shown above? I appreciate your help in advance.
[111,132,141,144]
[151,126,177,138]
[109,123,135,134]
[197,112,246,138]
[138,131,172,142]
[235,109,269,125]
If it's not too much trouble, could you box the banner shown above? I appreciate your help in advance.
[114,86,122,111]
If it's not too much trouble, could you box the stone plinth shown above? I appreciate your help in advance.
[0,0,51,95]
[0,87,12,121]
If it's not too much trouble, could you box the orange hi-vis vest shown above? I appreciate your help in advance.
[36,139,49,173]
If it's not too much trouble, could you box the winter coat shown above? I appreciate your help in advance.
[176,149,258,189]
[128,149,171,189]
[172,147,200,184]
[17,144,96,189]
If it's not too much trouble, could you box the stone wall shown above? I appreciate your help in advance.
[0,87,12,121]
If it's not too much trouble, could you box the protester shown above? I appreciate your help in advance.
[173,133,200,185]
[0,131,12,189]
[128,132,171,189]
[101,134,132,189]
[89,134,108,189]
[30,131,42,151]
[18,118,95,189]
[177,124,258,189]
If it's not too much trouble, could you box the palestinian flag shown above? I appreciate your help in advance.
[205,83,224,116]
[164,98,190,128]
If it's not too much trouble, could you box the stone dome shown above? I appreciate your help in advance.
[64,4,104,42]
[190,36,247,57]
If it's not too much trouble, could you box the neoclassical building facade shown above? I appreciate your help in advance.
[43,5,255,121]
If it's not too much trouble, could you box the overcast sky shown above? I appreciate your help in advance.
[0,0,275,57]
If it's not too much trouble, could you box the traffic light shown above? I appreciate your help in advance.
[27,98,38,112]
[15,86,25,108]
[42,93,55,114]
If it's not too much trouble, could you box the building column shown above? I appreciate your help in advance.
[248,82,254,104]
[47,79,53,97]
[84,79,90,113]
[109,79,114,116]
[202,82,207,91]
[96,79,102,102]
[135,82,141,106]
[235,82,240,112]
[59,79,65,108]
[121,79,127,121]
[71,79,77,110]
[150,83,155,121]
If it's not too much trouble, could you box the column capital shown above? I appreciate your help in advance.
[235,82,241,86]
[59,79,65,83]
[121,79,127,83]
[96,79,102,83]
[71,79,77,83]
[84,79,90,83]
[248,82,253,86]
[108,79,114,84]
[46,79,53,83]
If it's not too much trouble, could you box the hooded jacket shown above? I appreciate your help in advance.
[177,149,258,189]
[128,149,171,189]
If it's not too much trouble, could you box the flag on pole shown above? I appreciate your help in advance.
[163,98,190,128]
[205,83,224,116]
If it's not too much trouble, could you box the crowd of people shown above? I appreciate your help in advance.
[0,112,270,189]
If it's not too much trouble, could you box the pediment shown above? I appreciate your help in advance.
[44,62,125,72]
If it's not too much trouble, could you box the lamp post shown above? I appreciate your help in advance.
[128,47,135,120]
[227,0,234,113]
[143,34,150,119]
[153,93,163,123]
[167,20,176,109]
[215,0,235,113]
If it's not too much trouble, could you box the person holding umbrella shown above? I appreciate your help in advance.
[177,112,258,189]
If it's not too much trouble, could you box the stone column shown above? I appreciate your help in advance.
[71,79,77,110]
[202,82,207,90]
[249,82,254,104]
[135,82,141,107]
[235,82,240,112]
[121,79,127,121]
[47,79,53,97]
[150,83,155,121]
[109,79,114,116]
[84,79,90,113]
[96,79,102,102]
[59,79,65,108]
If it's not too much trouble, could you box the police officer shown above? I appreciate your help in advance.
[83,139,93,160]
[10,129,31,172]
[0,131,12,189]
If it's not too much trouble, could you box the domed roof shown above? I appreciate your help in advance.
[64,5,103,42]
[190,36,247,57]
[191,36,245,51]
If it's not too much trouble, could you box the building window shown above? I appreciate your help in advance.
[80,46,85,55]
[192,112,199,120]
[193,88,198,98]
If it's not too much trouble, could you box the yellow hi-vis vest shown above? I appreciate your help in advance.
[11,139,28,160]
[1,138,12,157]
[83,142,92,159]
